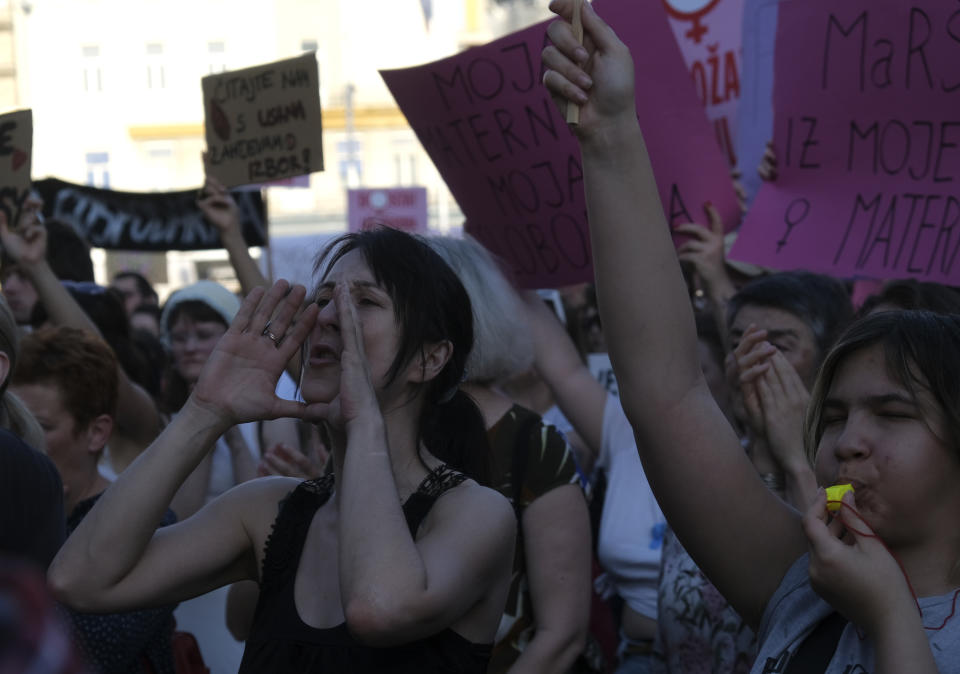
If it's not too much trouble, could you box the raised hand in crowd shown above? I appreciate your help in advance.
[199,156,307,397]
[519,290,605,458]
[542,2,951,671]
[188,285,316,427]
[197,157,270,297]
[731,324,817,509]
[0,204,163,467]
[0,196,47,267]
[49,282,320,611]
[257,442,323,480]
[675,203,736,328]
[757,141,778,182]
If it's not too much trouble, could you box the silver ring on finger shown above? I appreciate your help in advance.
[261,321,281,348]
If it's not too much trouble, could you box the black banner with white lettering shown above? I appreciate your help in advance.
[33,178,266,251]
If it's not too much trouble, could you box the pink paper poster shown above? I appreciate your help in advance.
[380,0,739,288]
[665,0,745,167]
[732,0,960,285]
[347,187,428,234]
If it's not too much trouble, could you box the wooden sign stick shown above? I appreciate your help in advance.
[566,0,584,126]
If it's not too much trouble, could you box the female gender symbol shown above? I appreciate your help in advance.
[662,0,722,43]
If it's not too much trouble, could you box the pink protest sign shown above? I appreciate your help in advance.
[380,0,739,288]
[732,0,960,285]
[665,0,745,167]
[347,187,428,234]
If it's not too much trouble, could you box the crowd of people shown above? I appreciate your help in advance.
[1,1,958,672]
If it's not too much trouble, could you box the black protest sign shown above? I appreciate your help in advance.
[33,178,266,251]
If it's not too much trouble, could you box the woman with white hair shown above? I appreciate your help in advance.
[426,234,593,674]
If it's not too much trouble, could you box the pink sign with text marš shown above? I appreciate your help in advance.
[732,0,960,284]
[380,0,739,288]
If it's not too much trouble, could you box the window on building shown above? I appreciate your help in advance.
[82,45,102,92]
[207,41,226,74]
[85,152,110,188]
[392,139,419,185]
[394,154,419,186]
[146,42,166,89]
[144,142,175,189]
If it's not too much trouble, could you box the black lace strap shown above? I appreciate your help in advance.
[259,475,335,592]
[403,465,467,536]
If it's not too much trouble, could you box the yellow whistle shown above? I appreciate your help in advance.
[825,484,854,512]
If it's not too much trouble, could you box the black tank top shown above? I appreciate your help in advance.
[237,466,493,673]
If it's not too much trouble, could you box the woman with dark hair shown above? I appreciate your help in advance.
[49,227,515,672]
[542,3,960,670]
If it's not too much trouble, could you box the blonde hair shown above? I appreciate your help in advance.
[0,296,44,451]
[425,234,534,384]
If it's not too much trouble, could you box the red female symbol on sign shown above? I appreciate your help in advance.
[662,0,722,43]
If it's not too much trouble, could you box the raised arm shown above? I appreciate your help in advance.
[197,164,270,296]
[542,0,805,628]
[49,282,318,612]
[520,290,606,456]
[198,164,305,384]
[675,204,737,342]
[733,326,818,509]
[0,209,162,451]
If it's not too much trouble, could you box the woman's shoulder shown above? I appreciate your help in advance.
[427,476,516,536]
[227,475,304,501]
[218,476,312,532]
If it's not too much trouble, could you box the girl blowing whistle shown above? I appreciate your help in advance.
[541,1,960,671]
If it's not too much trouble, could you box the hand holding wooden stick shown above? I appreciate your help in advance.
[565,0,584,125]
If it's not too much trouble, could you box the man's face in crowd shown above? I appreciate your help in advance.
[111,276,145,317]
[727,304,820,426]
[729,305,820,387]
